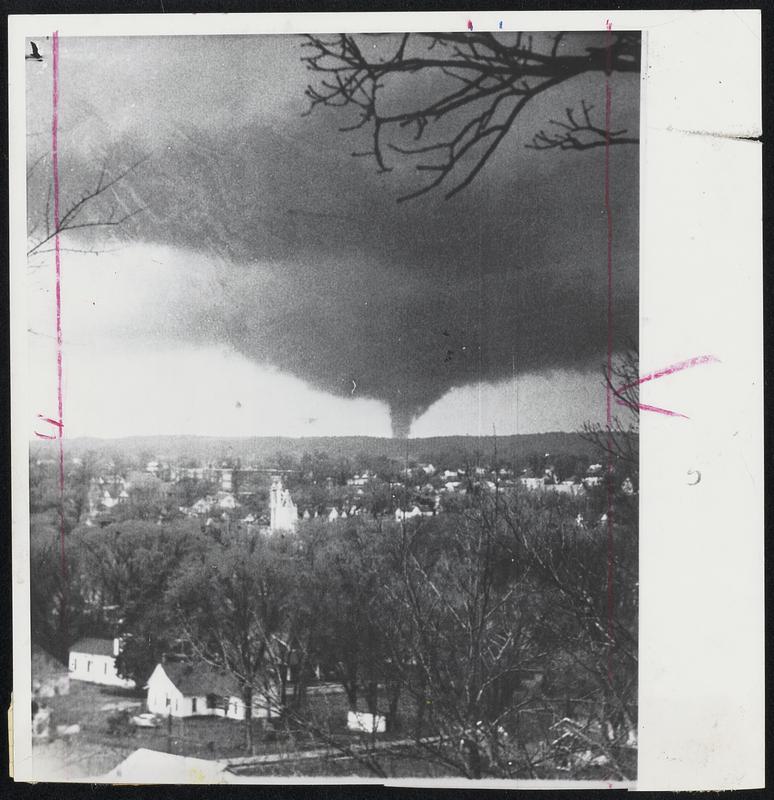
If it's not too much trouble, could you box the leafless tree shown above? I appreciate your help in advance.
[26,154,147,261]
[499,491,638,780]
[302,31,640,200]
[168,533,289,754]
[580,347,640,475]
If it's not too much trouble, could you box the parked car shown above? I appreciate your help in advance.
[130,712,160,729]
[106,709,136,736]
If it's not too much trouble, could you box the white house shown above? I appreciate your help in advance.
[395,506,423,522]
[217,491,238,510]
[191,497,214,515]
[346,473,371,487]
[347,710,386,734]
[69,637,135,689]
[145,662,268,721]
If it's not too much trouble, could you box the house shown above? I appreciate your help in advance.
[145,662,268,721]
[86,476,128,519]
[545,481,583,496]
[32,644,70,698]
[191,497,214,515]
[219,468,233,492]
[217,491,238,510]
[69,637,135,689]
[347,710,386,733]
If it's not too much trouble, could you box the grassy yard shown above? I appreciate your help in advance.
[35,679,430,767]
[40,680,288,760]
[34,680,594,780]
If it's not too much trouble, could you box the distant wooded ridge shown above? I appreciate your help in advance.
[29,432,635,466]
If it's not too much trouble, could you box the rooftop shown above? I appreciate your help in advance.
[70,637,116,657]
[155,661,240,697]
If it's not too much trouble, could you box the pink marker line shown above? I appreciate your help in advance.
[38,413,64,428]
[603,17,615,687]
[619,354,720,392]
[51,30,67,583]
[614,355,720,417]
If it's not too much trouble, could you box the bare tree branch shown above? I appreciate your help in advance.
[27,156,148,257]
[302,32,640,200]
[527,100,638,151]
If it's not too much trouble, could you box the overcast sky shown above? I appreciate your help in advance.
[25,32,640,439]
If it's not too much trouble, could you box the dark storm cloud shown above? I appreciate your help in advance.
[27,33,639,435]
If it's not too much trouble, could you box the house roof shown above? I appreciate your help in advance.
[157,661,240,697]
[70,637,115,657]
[100,748,252,784]
[31,644,68,677]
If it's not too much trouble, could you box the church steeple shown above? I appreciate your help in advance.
[269,476,298,532]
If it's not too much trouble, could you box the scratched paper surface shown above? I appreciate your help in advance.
[9,10,762,790]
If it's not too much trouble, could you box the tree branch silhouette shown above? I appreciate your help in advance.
[302,32,640,201]
[27,156,148,258]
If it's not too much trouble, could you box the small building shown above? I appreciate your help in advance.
[69,637,135,689]
[191,497,214,515]
[347,710,386,734]
[32,644,70,698]
[395,506,423,522]
[217,491,238,510]
[145,662,267,721]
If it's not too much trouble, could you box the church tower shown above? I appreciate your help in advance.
[269,476,298,532]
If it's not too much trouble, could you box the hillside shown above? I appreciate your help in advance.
[28,432,612,467]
